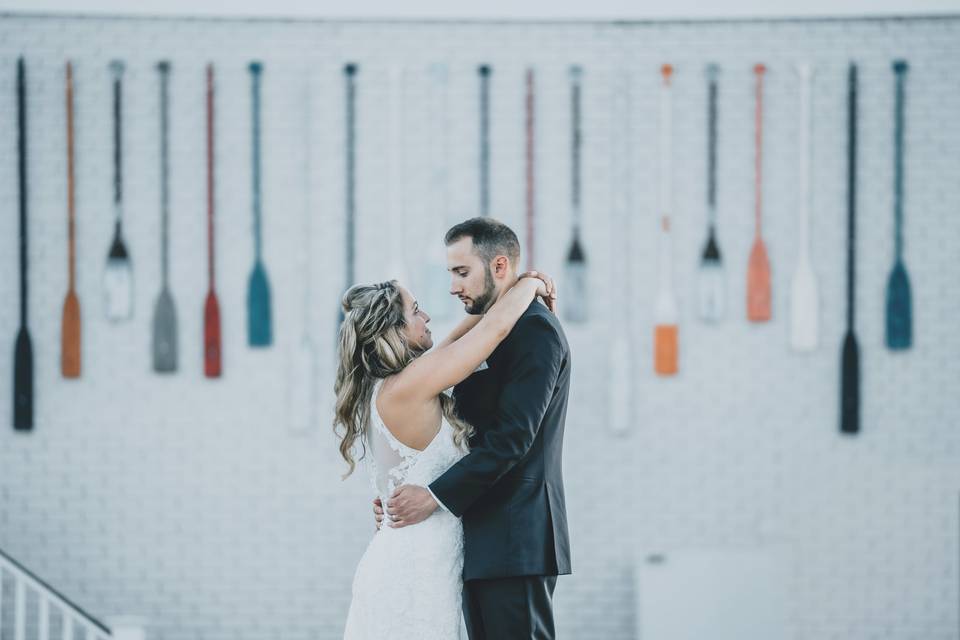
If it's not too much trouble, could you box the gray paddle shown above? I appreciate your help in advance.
[885,60,912,350]
[152,61,178,372]
[247,61,272,347]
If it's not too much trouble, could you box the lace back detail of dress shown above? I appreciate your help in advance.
[365,379,465,505]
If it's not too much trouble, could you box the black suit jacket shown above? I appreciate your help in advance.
[429,300,572,581]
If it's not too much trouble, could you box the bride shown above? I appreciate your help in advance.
[335,273,555,640]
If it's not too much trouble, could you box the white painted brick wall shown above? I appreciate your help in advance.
[1,13,958,640]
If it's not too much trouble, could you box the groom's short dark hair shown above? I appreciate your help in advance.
[445,217,521,267]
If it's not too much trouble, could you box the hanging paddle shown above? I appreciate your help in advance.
[104,60,134,322]
[13,57,33,431]
[386,65,409,285]
[152,61,178,373]
[654,64,679,376]
[288,71,318,434]
[747,63,772,322]
[479,64,491,217]
[886,60,912,350]
[790,63,819,352]
[841,63,860,435]
[421,63,453,322]
[608,68,632,435]
[61,61,81,378]
[524,68,536,271]
[204,63,222,378]
[247,61,272,347]
[338,63,358,333]
[697,63,724,323]
[563,65,588,324]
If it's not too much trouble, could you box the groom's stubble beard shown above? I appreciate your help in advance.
[465,266,497,315]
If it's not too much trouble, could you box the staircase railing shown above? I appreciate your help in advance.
[0,545,116,640]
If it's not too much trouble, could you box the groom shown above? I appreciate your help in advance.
[379,217,572,639]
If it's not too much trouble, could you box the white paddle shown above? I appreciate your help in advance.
[287,69,319,434]
[386,65,409,286]
[790,62,819,351]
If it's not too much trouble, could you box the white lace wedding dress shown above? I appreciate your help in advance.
[343,378,468,640]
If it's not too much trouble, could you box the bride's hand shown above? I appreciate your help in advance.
[518,270,557,313]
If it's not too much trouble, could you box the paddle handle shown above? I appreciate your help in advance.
[344,63,357,288]
[706,64,719,221]
[158,61,171,287]
[18,58,28,329]
[570,66,582,230]
[387,65,407,282]
[66,61,76,292]
[796,63,813,263]
[753,63,766,237]
[110,60,124,217]
[207,64,216,290]
[659,64,673,220]
[893,60,908,261]
[846,63,858,331]
[479,64,491,217]
[250,61,263,262]
[525,68,535,271]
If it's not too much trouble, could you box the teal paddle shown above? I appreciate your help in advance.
[885,60,912,350]
[247,61,272,347]
[13,57,33,430]
[152,61,178,372]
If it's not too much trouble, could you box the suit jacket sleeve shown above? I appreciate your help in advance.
[428,313,564,518]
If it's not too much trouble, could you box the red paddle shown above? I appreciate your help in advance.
[204,64,221,377]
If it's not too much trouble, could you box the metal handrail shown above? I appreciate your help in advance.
[0,545,112,636]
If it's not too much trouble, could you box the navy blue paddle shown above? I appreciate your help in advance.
[13,57,32,431]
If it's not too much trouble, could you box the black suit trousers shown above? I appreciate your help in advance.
[462,575,558,640]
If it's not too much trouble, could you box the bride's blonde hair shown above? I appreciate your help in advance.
[334,281,474,478]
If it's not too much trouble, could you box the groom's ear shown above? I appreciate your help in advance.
[491,255,511,279]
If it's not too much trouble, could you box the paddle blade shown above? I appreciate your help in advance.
[840,331,859,434]
[563,234,588,324]
[61,291,81,378]
[104,238,133,321]
[204,290,222,378]
[152,289,178,373]
[13,327,33,431]
[654,323,678,376]
[747,238,771,322]
[789,262,819,351]
[247,262,272,347]
[885,261,912,350]
[697,258,725,323]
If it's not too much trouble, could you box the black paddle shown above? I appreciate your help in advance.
[840,63,860,435]
[13,57,32,431]
[563,65,587,324]
[479,64,491,217]
[338,63,358,335]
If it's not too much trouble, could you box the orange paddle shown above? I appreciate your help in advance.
[61,61,81,378]
[747,63,771,322]
[654,64,678,375]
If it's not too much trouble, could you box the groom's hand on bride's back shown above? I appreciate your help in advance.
[385,485,438,529]
[373,497,385,530]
